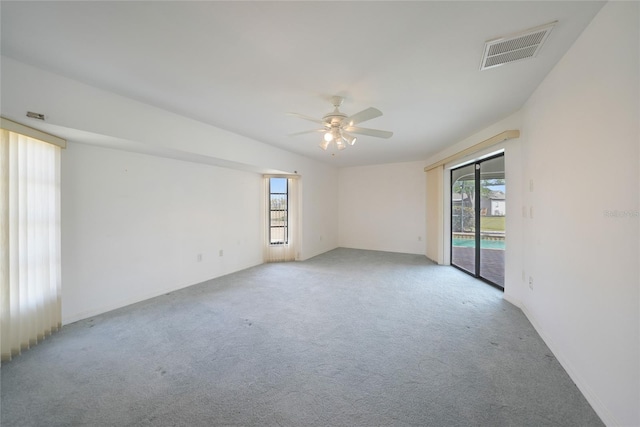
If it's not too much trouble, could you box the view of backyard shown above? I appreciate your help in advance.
[480,216,505,231]
[451,155,505,288]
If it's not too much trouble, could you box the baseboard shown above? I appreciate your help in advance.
[298,245,339,261]
[502,293,521,308]
[62,280,197,325]
[62,260,263,325]
[516,302,619,427]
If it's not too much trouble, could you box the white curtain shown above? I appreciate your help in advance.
[263,176,299,262]
[1,128,62,363]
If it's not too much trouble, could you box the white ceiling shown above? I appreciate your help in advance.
[1,1,604,167]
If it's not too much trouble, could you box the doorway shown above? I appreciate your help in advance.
[451,153,505,289]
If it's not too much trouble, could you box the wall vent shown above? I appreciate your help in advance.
[480,21,557,70]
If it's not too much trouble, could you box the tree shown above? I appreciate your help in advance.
[452,178,505,232]
[452,178,505,208]
[452,179,475,209]
[452,206,475,232]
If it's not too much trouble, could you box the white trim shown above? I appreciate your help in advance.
[0,117,66,149]
[62,261,263,325]
[449,148,505,170]
[424,130,518,172]
[516,301,618,427]
[263,173,300,179]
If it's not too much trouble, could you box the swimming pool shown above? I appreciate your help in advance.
[452,238,505,250]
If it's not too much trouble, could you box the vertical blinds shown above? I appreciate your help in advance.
[1,126,63,362]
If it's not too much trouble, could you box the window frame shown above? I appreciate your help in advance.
[268,177,288,245]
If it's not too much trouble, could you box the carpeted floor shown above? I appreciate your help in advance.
[1,248,602,426]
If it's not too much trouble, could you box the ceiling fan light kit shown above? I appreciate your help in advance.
[288,96,392,152]
[343,133,356,146]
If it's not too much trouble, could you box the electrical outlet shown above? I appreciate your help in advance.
[219,250,223,257]
[197,254,202,262]
[418,236,422,241]
[529,276,534,290]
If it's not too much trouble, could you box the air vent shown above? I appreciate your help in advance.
[480,21,557,70]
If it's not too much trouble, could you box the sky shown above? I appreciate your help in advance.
[270,177,287,194]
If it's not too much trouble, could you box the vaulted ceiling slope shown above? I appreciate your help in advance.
[1,1,604,167]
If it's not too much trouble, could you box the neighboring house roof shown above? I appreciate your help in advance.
[489,191,505,200]
[453,191,504,203]
[452,194,471,202]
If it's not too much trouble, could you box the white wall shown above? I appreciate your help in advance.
[423,3,639,424]
[517,3,639,425]
[59,145,337,324]
[0,57,305,174]
[2,57,340,323]
[338,161,426,255]
[302,171,340,257]
[61,142,263,323]
[0,57,340,262]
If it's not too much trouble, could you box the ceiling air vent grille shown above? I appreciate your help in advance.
[480,21,557,70]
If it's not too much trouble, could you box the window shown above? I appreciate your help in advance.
[1,119,65,362]
[269,177,288,245]
[263,175,298,263]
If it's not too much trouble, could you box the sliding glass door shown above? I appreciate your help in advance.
[451,154,505,289]
[451,163,476,276]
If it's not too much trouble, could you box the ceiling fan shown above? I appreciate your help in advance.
[288,96,393,151]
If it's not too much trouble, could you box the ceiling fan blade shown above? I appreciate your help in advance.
[286,112,326,126]
[344,107,382,127]
[345,126,393,139]
[288,129,325,137]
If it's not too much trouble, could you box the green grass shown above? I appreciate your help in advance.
[480,216,505,231]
